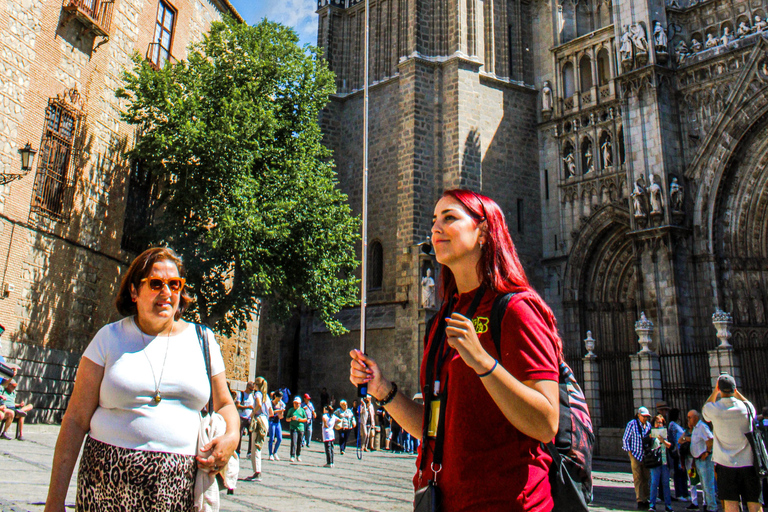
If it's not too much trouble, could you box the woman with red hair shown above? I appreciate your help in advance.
[350,190,562,511]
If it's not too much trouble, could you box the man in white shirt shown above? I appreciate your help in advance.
[686,409,717,511]
[702,373,762,512]
[235,381,255,455]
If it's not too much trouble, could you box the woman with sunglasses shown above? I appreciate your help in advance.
[350,190,562,511]
[45,247,239,512]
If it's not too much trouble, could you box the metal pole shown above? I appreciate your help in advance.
[360,0,370,359]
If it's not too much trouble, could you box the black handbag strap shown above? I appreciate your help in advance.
[420,285,486,474]
[195,323,214,415]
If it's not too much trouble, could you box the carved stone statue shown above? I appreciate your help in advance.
[620,26,634,68]
[601,139,613,167]
[751,281,765,324]
[705,32,718,48]
[541,81,552,112]
[721,26,733,45]
[653,21,668,52]
[421,268,436,309]
[675,40,690,65]
[737,21,751,38]
[631,24,649,55]
[736,284,750,324]
[563,151,577,178]
[755,15,768,32]
[649,174,663,214]
[690,38,702,52]
[669,177,684,212]
[584,143,594,173]
[632,178,647,217]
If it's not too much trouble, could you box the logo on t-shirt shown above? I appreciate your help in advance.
[473,316,489,334]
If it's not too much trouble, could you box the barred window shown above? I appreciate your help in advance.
[121,159,155,253]
[368,241,383,290]
[32,90,82,221]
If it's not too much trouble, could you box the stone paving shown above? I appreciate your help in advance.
[0,424,700,511]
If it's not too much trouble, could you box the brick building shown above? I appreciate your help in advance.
[258,0,768,456]
[0,0,253,422]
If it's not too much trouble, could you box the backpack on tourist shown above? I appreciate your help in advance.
[489,293,595,512]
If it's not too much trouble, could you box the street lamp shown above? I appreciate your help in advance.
[19,142,38,172]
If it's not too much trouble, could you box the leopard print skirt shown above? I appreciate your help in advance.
[76,436,197,511]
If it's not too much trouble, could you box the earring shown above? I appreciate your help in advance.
[132,297,137,302]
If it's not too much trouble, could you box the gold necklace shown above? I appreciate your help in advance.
[137,319,172,404]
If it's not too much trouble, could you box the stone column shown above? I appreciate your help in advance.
[582,331,601,428]
[630,312,663,410]
[708,309,742,388]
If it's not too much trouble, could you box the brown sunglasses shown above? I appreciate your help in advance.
[140,277,186,293]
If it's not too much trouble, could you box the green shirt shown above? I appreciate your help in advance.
[286,406,307,432]
[0,388,15,409]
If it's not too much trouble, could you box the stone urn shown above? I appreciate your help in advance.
[712,308,733,349]
[584,331,596,358]
[635,311,655,353]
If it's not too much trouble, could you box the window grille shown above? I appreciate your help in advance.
[121,159,155,253]
[369,241,383,290]
[31,89,83,221]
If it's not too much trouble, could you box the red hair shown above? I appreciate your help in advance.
[437,189,563,356]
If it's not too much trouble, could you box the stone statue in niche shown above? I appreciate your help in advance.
[736,284,750,324]
[632,178,647,218]
[722,284,734,317]
[675,40,690,65]
[705,33,718,48]
[601,139,613,167]
[421,268,436,309]
[754,15,768,32]
[563,151,577,178]
[669,177,684,212]
[620,26,634,68]
[737,21,752,38]
[690,38,703,52]
[541,81,552,112]
[653,21,668,52]
[584,143,594,173]
[751,281,765,324]
[649,174,663,214]
[631,24,649,56]
[721,26,733,45]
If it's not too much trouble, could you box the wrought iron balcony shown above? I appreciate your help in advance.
[146,42,177,70]
[62,0,114,39]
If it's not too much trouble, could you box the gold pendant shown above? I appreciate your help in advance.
[154,393,162,404]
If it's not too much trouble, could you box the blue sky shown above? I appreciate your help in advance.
[229,0,319,47]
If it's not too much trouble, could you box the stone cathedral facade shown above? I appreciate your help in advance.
[290,0,768,454]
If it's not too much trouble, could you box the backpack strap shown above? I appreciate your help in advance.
[489,293,517,358]
[195,323,213,415]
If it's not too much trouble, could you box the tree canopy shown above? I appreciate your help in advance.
[117,17,359,335]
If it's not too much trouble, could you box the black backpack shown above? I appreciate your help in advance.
[489,293,595,511]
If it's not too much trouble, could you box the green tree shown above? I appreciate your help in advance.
[117,18,359,335]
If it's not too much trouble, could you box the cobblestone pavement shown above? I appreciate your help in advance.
[0,425,700,511]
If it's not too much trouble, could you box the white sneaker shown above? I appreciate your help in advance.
[290,457,296,462]
[274,454,280,461]
[268,455,274,461]
[297,456,302,462]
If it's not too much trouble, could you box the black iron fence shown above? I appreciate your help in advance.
[734,329,768,411]
[597,351,635,428]
[658,350,712,413]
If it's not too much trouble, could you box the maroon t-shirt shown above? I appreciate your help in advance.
[413,287,560,512]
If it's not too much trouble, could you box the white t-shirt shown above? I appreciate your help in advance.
[323,413,338,441]
[83,317,225,456]
[702,397,755,467]
[691,420,713,458]
[237,391,255,419]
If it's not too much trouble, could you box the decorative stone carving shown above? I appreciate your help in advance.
[736,282,750,324]
[690,38,702,52]
[542,81,552,112]
[584,143,594,173]
[631,24,649,55]
[620,26,634,70]
[635,312,654,353]
[712,308,733,348]
[721,27,733,46]
[751,281,765,324]
[563,151,577,178]
[653,21,668,53]
[669,177,684,212]
[649,175,663,214]
[601,139,613,167]
[421,268,436,309]
[585,331,596,358]
[705,33,718,49]
[675,40,690,65]
[737,21,751,38]
[632,178,647,218]
[755,15,767,33]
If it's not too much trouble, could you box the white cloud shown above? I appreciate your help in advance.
[265,0,318,46]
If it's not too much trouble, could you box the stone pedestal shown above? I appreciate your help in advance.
[582,355,601,429]
[708,347,742,388]
[630,351,663,411]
